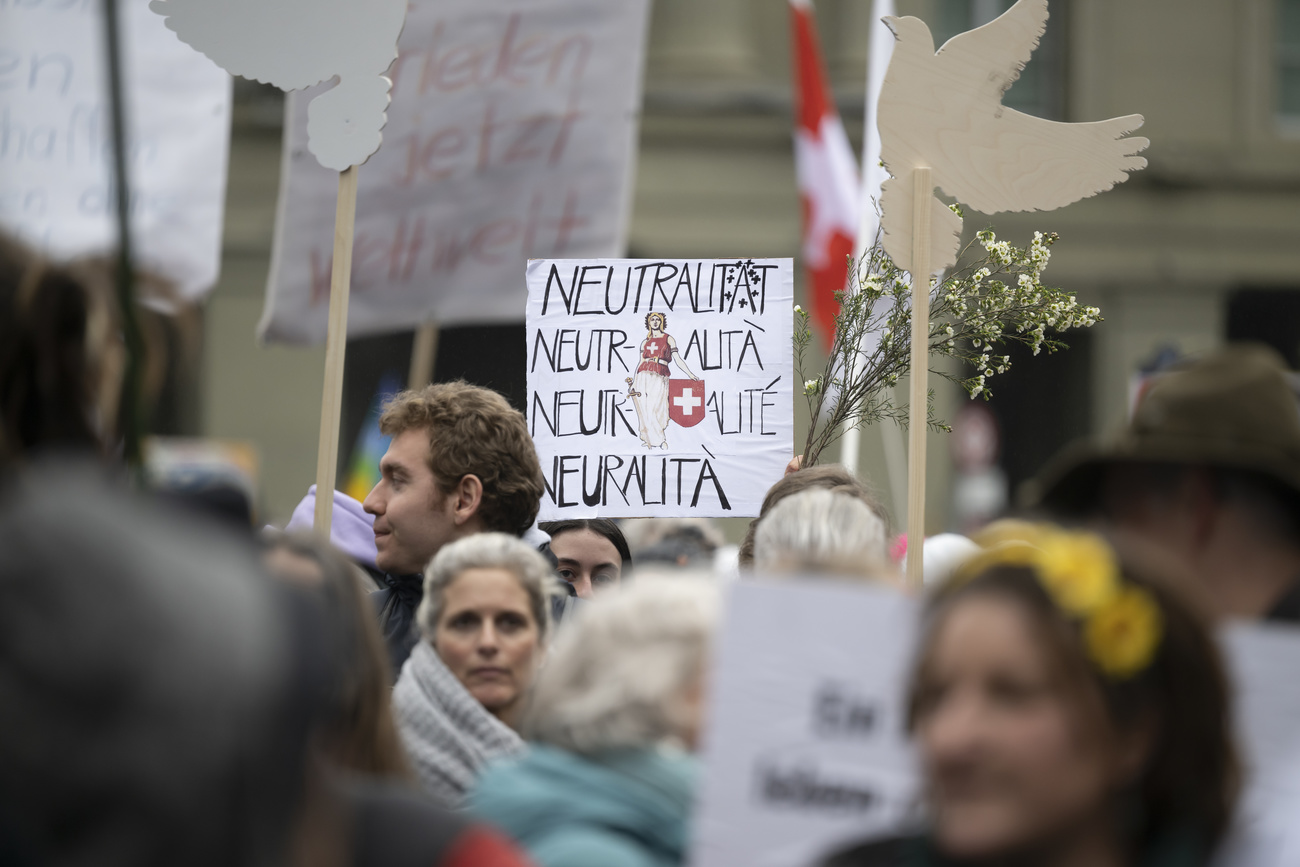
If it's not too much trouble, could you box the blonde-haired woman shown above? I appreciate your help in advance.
[393,532,559,807]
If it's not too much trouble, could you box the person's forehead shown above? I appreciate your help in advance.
[442,567,531,610]
[931,596,1047,671]
[381,427,433,471]
[551,528,621,564]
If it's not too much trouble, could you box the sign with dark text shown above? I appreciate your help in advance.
[0,0,230,299]
[261,0,649,343]
[526,257,794,519]
[692,580,920,867]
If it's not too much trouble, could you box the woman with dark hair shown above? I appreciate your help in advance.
[262,533,411,779]
[823,524,1238,867]
[541,519,632,598]
[0,237,116,468]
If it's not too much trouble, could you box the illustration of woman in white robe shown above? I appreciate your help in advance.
[630,312,698,449]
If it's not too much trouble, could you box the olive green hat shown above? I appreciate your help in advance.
[1027,344,1300,515]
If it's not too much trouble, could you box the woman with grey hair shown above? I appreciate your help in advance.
[392,532,558,807]
[468,577,719,867]
[752,487,890,576]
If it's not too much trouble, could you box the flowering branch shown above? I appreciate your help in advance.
[797,220,1101,468]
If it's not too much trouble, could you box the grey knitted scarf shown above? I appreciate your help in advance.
[392,641,525,808]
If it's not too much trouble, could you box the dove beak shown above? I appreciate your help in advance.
[882,16,901,37]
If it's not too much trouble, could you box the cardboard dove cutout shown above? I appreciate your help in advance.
[150,0,406,171]
[874,0,1148,586]
[150,0,408,538]
[877,0,1148,274]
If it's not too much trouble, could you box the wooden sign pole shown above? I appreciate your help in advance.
[905,166,932,588]
[408,321,440,390]
[150,0,407,541]
[312,165,360,541]
[874,0,1148,585]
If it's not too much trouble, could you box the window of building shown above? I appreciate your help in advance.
[1278,0,1300,124]
[930,0,1067,120]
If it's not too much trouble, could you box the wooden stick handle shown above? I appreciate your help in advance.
[906,166,932,588]
[313,165,360,542]
[408,321,439,390]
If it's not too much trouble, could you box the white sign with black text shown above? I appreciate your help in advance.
[526,257,794,520]
[691,580,921,867]
[0,0,231,299]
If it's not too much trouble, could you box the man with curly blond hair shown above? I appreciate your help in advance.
[364,381,545,673]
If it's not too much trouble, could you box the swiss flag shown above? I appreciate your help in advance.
[669,379,706,428]
[791,0,860,349]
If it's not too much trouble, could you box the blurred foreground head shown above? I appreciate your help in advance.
[1031,344,1300,620]
[908,524,1237,865]
[739,464,891,569]
[0,238,119,468]
[525,576,720,753]
[752,487,890,578]
[0,465,307,867]
[263,533,409,780]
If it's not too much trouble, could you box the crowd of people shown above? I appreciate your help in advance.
[3,235,1300,866]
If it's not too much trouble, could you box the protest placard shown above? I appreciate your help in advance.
[154,0,408,537]
[260,0,650,344]
[526,257,794,520]
[1214,624,1300,866]
[0,0,231,299]
[691,580,920,867]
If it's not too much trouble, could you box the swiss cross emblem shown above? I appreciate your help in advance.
[669,379,706,428]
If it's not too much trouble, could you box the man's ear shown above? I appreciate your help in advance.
[451,474,484,527]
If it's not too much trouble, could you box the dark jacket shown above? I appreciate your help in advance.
[371,573,422,680]
[820,830,1210,867]
[1267,579,1300,622]
[347,778,533,867]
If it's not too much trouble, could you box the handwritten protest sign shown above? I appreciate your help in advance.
[260,0,650,344]
[1214,624,1300,867]
[692,580,920,867]
[0,0,231,299]
[526,258,794,520]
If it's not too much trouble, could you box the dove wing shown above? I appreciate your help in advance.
[934,0,1049,102]
[149,0,343,91]
[937,108,1148,214]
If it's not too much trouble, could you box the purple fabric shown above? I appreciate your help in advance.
[284,485,378,569]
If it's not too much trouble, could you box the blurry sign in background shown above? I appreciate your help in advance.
[692,581,920,867]
[0,0,231,298]
[1218,624,1300,866]
[526,257,794,519]
[260,0,651,344]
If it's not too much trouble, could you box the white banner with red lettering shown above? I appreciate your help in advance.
[526,258,794,519]
[260,0,650,344]
[0,0,231,299]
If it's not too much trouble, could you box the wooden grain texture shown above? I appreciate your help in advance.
[877,0,1148,273]
[906,167,931,588]
[313,165,359,541]
[408,322,440,390]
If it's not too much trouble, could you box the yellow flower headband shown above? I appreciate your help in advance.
[958,525,1163,680]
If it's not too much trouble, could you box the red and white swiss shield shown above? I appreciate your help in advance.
[669,379,706,428]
